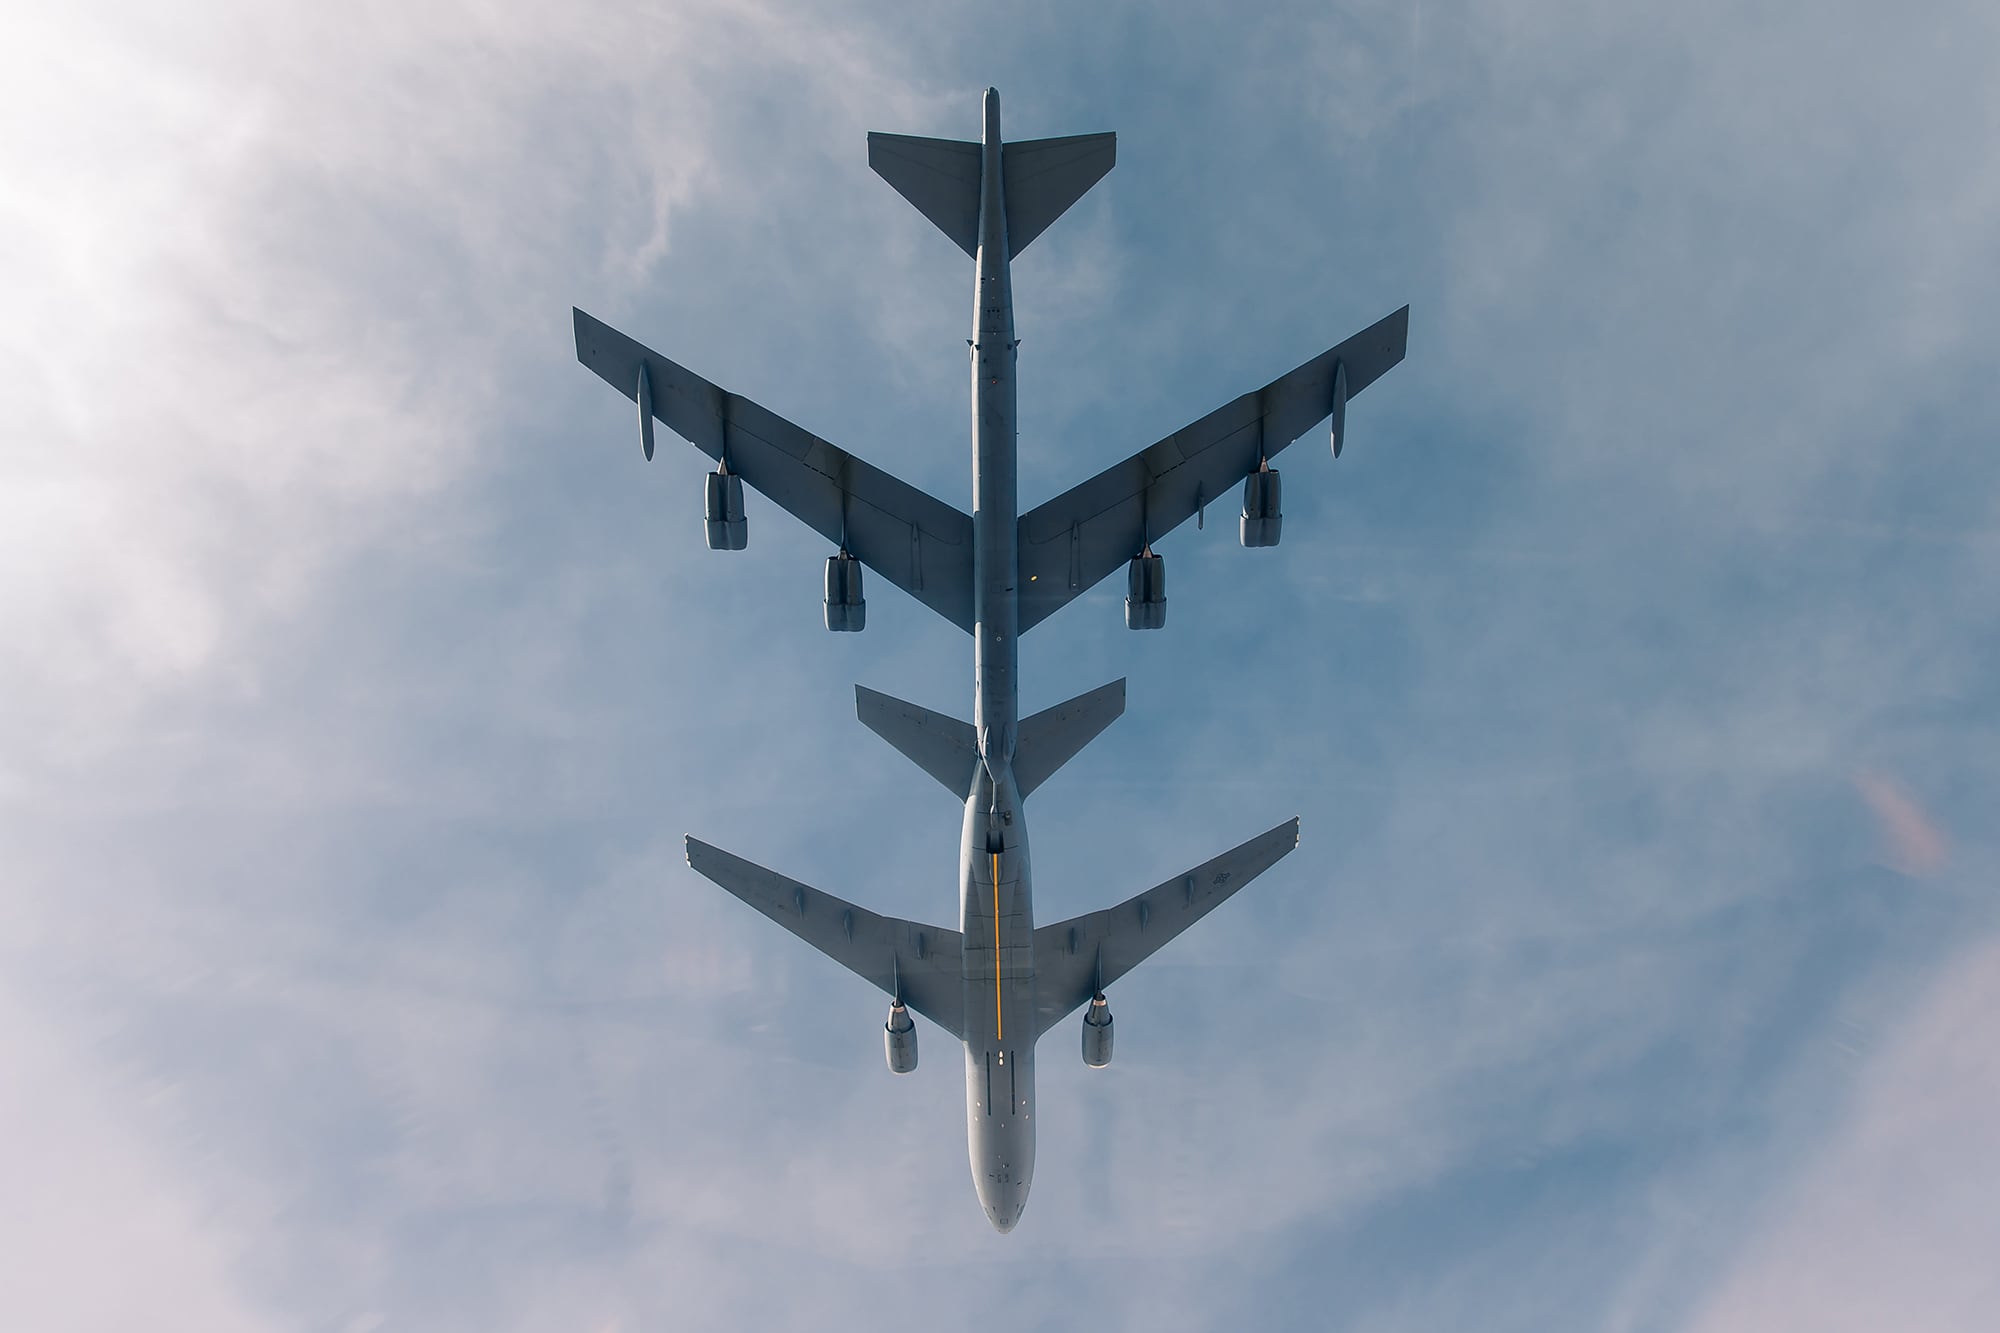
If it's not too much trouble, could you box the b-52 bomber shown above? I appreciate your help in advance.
[573,89,1407,1231]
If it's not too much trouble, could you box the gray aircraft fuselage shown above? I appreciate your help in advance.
[961,87,1035,1233]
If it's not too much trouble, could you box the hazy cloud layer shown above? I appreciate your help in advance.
[5,1,1997,1330]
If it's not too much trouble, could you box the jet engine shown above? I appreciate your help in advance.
[825,550,866,632]
[704,467,747,550]
[1240,465,1282,548]
[1081,993,1113,1068]
[1124,550,1166,630]
[884,1001,918,1074]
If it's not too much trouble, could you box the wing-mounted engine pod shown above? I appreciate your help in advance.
[1081,994,1114,1068]
[704,469,747,550]
[825,551,866,632]
[1240,467,1282,548]
[1124,550,1166,630]
[884,1001,918,1074]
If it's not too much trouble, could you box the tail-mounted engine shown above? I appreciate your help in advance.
[1081,993,1114,1068]
[884,1001,918,1074]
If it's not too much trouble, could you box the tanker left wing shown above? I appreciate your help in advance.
[575,308,977,633]
[685,837,967,1040]
[1029,818,1300,1037]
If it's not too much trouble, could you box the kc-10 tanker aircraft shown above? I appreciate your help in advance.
[573,89,1407,1231]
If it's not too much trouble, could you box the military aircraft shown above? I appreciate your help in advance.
[573,89,1407,1232]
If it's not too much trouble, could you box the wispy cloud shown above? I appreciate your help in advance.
[5,0,1998,1329]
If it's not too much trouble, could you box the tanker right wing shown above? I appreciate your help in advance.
[1030,818,1300,1038]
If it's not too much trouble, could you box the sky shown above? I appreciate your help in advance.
[4,0,1998,1329]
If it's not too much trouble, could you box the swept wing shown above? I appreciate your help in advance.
[1030,818,1301,1037]
[575,308,977,633]
[1016,306,1408,632]
[686,837,967,1040]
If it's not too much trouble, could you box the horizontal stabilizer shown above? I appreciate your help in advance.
[685,837,966,1040]
[1003,132,1116,258]
[1014,678,1126,799]
[868,133,982,258]
[856,685,980,798]
[1030,818,1300,1037]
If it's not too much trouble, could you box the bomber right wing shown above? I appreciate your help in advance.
[1029,818,1301,1038]
[1016,306,1408,632]
[575,308,977,634]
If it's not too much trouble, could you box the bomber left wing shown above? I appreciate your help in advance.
[575,308,977,633]
[1016,306,1408,632]
[686,837,967,1040]
[1029,818,1300,1038]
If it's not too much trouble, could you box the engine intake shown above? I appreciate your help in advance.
[825,551,866,632]
[1240,466,1282,548]
[1124,550,1166,630]
[704,468,747,550]
[884,1001,917,1074]
[1081,994,1113,1068]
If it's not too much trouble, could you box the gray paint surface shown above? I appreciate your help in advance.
[574,88,1404,1231]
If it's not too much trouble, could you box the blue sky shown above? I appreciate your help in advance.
[5,1,1998,1329]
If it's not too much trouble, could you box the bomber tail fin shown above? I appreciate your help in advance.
[868,134,983,258]
[868,127,1116,260]
[1001,133,1115,258]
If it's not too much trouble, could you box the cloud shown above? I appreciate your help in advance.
[1675,937,2000,1333]
[1853,771,1950,878]
[5,0,1999,1329]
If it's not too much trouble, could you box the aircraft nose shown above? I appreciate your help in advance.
[985,1198,1022,1233]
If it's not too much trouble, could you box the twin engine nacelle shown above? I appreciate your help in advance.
[1240,467,1282,548]
[1125,551,1166,631]
[704,468,747,550]
[825,551,865,633]
[1081,993,1114,1068]
[884,1001,917,1074]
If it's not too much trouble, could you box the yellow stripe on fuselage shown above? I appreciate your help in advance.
[991,850,1003,1041]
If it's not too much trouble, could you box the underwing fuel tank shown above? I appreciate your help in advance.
[884,1002,917,1074]
[1329,359,1349,458]
[636,362,656,461]
[1081,994,1113,1067]
[1240,467,1282,548]
[825,551,866,632]
[704,468,747,550]
[1124,550,1165,630]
